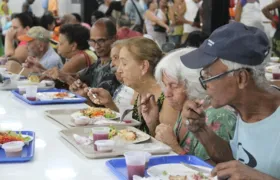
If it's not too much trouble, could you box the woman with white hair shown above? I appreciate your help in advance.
[142,47,236,164]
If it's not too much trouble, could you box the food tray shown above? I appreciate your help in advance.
[59,126,171,159]
[45,109,141,128]
[0,131,35,163]
[106,155,213,180]
[0,80,55,90]
[11,89,87,105]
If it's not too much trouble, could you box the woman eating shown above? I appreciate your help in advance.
[146,48,236,164]
[87,40,134,120]
[117,37,178,136]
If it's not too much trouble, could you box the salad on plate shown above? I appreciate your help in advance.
[0,131,33,145]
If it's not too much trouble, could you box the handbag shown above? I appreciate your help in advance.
[154,24,166,32]
[130,0,145,33]
[153,9,168,33]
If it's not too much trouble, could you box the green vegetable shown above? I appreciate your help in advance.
[104,112,116,119]
[7,131,30,142]
[162,170,168,176]
[109,126,118,139]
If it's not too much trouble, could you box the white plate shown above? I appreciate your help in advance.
[147,164,216,180]
[266,65,280,73]
[88,128,150,144]
[271,57,280,63]
[71,109,120,121]
[0,134,34,147]
[37,92,76,100]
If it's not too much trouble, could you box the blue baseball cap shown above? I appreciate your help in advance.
[180,22,270,69]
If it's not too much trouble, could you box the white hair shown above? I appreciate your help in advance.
[154,47,206,99]
[220,55,270,90]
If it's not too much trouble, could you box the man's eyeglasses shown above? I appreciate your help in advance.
[88,38,109,46]
[199,68,250,90]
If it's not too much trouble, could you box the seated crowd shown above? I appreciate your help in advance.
[0,8,279,180]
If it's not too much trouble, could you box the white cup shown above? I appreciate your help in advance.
[124,151,146,180]
[25,85,38,101]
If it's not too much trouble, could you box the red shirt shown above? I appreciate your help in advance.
[117,27,142,40]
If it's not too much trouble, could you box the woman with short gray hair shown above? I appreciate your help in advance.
[144,48,237,163]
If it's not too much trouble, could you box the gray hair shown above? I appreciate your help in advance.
[220,56,270,90]
[154,47,206,99]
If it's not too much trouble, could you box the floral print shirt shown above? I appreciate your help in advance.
[132,93,165,135]
[174,107,237,160]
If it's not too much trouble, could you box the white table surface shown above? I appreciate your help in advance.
[0,91,119,180]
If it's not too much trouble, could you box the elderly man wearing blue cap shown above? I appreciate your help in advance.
[180,22,280,180]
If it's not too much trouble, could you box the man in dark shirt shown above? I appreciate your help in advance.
[201,0,229,34]
[69,18,120,100]
[22,0,35,14]
[105,0,127,16]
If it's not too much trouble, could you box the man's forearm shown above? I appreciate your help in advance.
[262,8,274,21]
[194,125,234,163]
[105,101,119,112]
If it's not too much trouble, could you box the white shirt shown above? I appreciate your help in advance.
[183,0,201,33]
[40,46,63,69]
[240,1,264,31]
[98,4,109,14]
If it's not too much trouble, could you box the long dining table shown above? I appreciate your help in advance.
[0,91,119,180]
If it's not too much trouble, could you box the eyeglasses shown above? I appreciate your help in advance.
[88,38,110,46]
[199,68,250,90]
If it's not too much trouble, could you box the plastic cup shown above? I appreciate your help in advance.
[17,85,27,95]
[25,85,38,101]
[92,127,110,151]
[272,68,280,80]
[124,151,146,180]
[2,141,24,157]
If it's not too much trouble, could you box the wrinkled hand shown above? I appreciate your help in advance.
[42,67,73,83]
[23,56,45,73]
[69,79,88,97]
[181,99,206,133]
[155,124,179,148]
[212,160,265,180]
[6,28,17,40]
[87,88,113,105]
[141,94,159,126]
[43,67,61,80]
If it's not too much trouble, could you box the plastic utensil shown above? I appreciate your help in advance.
[120,95,154,122]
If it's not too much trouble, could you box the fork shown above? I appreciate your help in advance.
[185,95,211,125]
[119,95,154,122]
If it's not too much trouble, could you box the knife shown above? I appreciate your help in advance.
[181,162,212,175]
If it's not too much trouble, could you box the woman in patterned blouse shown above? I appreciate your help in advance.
[150,47,236,165]
[117,37,178,136]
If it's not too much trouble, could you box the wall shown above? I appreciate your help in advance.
[6,0,81,17]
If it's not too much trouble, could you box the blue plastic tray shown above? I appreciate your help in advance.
[11,88,87,105]
[106,155,213,180]
[0,131,35,163]
[2,75,26,81]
